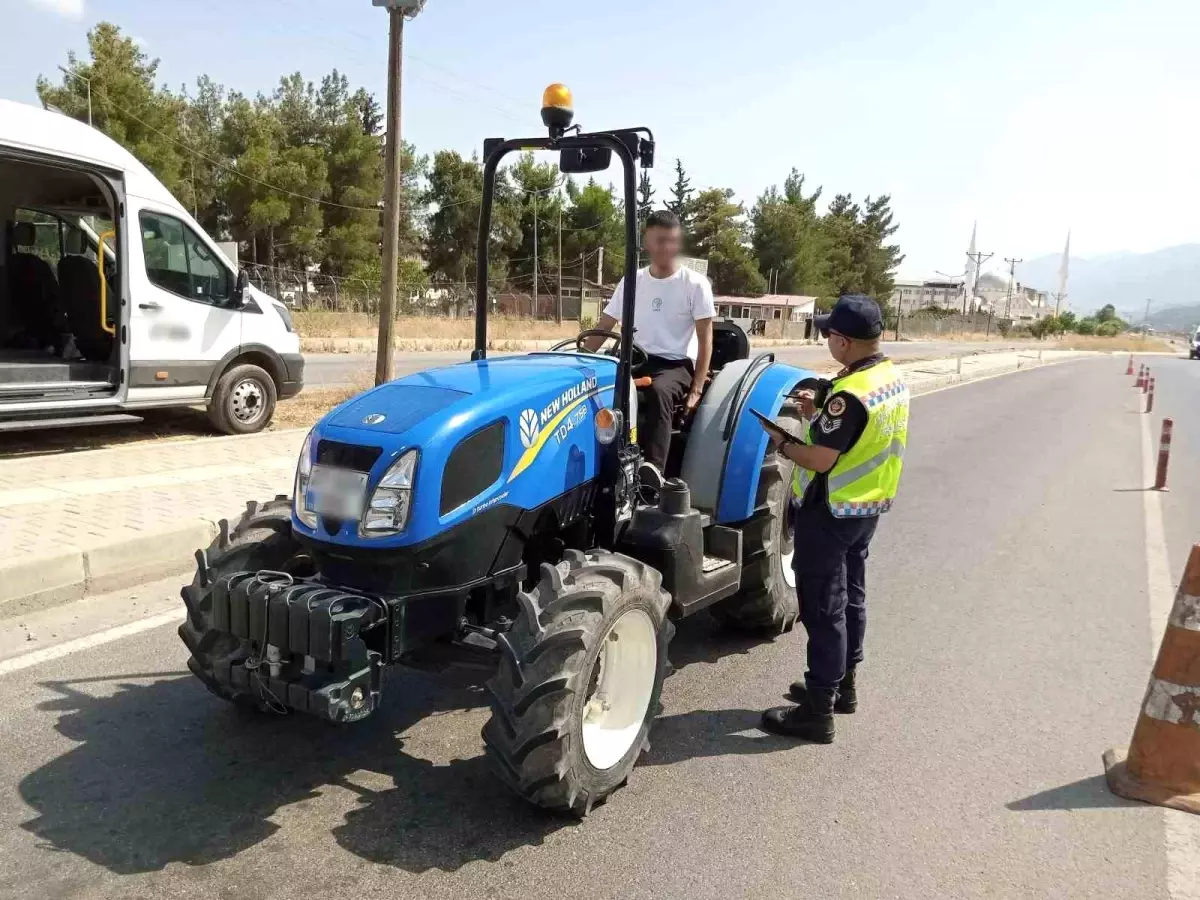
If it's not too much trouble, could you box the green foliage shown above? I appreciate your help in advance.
[1097,303,1118,323]
[751,171,829,297]
[1056,310,1078,331]
[666,159,693,235]
[637,170,654,231]
[563,178,625,283]
[750,173,903,307]
[689,188,765,296]
[1096,320,1122,337]
[1076,317,1098,335]
[36,19,913,310]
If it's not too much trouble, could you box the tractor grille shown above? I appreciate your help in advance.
[317,440,382,473]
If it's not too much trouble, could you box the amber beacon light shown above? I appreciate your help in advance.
[541,83,575,132]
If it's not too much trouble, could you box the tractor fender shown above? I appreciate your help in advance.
[681,357,814,520]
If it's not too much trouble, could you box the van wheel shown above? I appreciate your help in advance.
[209,364,277,434]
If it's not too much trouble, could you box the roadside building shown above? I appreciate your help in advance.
[890,278,967,314]
[714,294,817,337]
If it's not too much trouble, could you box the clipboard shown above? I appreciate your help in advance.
[749,408,802,445]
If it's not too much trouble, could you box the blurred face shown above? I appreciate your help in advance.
[644,224,682,271]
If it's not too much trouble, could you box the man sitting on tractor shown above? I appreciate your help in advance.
[588,209,715,488]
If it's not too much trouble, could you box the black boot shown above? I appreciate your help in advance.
[761,689,836,743]
[788,667,857,713]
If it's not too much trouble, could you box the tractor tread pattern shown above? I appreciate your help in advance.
[482,550,673,816]
[712,407,802,632]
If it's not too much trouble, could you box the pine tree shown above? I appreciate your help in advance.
[666,158,693,234]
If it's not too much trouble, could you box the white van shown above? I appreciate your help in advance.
[0,100,303,434]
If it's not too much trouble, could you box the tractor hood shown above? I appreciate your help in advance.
[296,352,620,550]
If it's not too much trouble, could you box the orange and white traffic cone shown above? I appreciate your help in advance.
[1126,355,1134,376]
[1104,544,1200,814]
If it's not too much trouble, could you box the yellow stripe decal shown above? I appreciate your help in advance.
[508,387,606,483]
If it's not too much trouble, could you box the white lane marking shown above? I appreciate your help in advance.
[0,611,181,677]
[1139,408,1200,900]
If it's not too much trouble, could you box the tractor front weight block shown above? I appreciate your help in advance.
[207,571,387,723]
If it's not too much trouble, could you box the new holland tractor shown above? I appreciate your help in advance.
[178,85,819,815]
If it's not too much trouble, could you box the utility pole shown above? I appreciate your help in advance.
[556,207,563,324]
[532,194,539,318]
[579,253,586,325]
[373,0,426,386]
[58,65,91,127]
[1003,257,1022,323]
[597,247,604,285]
[964,249,993,316]
[1143,298,1153,329]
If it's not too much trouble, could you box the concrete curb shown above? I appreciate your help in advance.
[0,520,217,620]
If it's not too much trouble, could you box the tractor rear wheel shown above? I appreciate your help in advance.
[482,550,673,816]
[711,407,802,633]
[178,496,311,709]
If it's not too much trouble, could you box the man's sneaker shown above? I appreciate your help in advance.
[788,668,857,713]
[638,461,665,492]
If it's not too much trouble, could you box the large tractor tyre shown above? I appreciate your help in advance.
[209,363,277,435]
[482,550,674,816]
[178,496,311,709]
[711,407,803,633]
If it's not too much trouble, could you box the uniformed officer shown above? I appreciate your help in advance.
[760,294,909,743]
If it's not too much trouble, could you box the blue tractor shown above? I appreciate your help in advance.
[178,86,817,815]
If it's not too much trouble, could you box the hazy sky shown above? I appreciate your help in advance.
[6,0,1198,284]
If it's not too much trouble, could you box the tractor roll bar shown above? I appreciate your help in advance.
[473,132,640,447]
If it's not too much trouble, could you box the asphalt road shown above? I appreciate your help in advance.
[0,357,1192,899]
[304,340,1042,388]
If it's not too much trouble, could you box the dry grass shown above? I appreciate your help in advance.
[294,311,579,342]
[1052,334,1176,353]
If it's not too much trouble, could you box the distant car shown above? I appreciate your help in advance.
[1191,328,1200,359]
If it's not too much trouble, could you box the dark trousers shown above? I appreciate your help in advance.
[791,500,879,691]
[639,356,693,469]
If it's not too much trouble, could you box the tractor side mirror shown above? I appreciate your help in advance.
[560,147,612,174]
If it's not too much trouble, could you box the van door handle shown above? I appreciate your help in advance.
[138,301,162,310]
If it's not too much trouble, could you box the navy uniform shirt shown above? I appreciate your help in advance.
[801,354,885,508]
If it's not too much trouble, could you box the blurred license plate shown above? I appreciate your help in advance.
[307,465,369,519]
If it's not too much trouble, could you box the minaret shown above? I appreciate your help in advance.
[1055,230,1070,315]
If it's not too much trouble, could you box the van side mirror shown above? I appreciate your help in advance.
[233,268,250,304]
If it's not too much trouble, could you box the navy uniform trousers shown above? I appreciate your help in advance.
[790,498,879,691]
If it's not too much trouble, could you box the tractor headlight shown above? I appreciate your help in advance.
[361,449,418,536]
[595,407,622,445]
[294,429,318,528]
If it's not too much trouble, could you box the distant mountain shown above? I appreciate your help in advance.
[1011,245,1200,324]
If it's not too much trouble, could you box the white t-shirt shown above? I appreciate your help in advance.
[603,266,716,362]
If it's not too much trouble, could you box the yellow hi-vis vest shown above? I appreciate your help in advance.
[792,359,909,517]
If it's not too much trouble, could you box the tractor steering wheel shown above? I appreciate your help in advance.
[550,329,650,374]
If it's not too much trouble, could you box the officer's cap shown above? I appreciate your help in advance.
[814,294,883,340]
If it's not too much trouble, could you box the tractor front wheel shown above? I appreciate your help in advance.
[482,550,673,816]
[178,496,311,709]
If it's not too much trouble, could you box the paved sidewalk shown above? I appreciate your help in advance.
[0,348,1094,616]
[0,430,303,615]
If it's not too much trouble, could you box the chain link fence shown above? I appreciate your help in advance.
[244,264,602,322]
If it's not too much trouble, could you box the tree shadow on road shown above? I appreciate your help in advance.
[18,669,574,875]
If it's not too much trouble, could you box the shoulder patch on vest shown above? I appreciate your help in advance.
[826,396,846,416]
[817,414,841,434]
